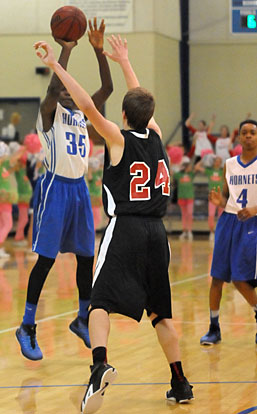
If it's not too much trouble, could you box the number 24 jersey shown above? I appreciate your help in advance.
[102,128,170,218]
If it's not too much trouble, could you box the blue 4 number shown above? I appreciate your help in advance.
[65,132,86,158]
[236,189,248,208]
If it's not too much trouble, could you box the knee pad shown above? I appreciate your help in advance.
[151,315,164,328]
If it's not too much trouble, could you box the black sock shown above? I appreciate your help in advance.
[170,361,184,382]
[92,347,107,365]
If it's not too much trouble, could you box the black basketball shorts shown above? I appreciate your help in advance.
[91,215,172,322]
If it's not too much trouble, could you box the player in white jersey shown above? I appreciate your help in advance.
[16,19,113,361]
[33,35,194,412]
[200,120,257,346]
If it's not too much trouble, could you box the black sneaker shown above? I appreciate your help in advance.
[69,316,91,348]
[81,362,117,414]
[200,324,221,345]
[166,377,194,403]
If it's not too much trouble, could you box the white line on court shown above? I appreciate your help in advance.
[0,272,209,335]
[0,309,77,334]
[171,272,209,286]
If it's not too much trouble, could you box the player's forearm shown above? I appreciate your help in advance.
[119,58,140,90]
[93,48,113,97]
[51,61,95,115]
[47,48,72,93]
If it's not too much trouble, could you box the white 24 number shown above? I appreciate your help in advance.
[130,160,170,201]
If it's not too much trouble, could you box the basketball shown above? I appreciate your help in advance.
[50,6,87,42]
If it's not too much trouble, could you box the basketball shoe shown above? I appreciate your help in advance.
[0,248,10,259]
[179,232,187,241]
[69,316,91,348]
[81,362,117,414]
[200,324,221,345]
[16,323,43,360]
[166,377,194,403]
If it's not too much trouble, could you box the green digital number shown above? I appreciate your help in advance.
[247,15,257,29]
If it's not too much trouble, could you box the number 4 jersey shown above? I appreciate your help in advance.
[102,128,170,218]
[225,155,257,214]
[36,102,90,179]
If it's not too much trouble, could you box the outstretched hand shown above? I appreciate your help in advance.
[34,41,56,68]
[208,186,222,206]
[103,35,128,63]
[88,17,105,49]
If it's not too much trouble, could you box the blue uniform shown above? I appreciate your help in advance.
[33,103,94,258]
[211,155,257,282]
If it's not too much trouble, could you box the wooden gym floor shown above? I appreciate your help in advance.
[0,235,256,414]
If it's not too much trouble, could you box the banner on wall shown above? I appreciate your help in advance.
[68,0,134,33]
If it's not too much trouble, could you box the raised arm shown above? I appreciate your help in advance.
[40,39,77,131]
[104,35,162,137]
[34,41,122,148]
[103,35,139,90]
[185,112,195,128]
[207,113,216,134]
[88,18,113,110]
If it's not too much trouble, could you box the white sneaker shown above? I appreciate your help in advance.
[209,232,215,242]
[187,231,193,241]
[179,232,187,240]
[0,248,10,258]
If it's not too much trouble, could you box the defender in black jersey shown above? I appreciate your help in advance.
[36,34,194,413]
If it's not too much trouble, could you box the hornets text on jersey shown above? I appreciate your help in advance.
[36,102,90,179]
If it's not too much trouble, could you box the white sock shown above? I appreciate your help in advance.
[210,310,219,318]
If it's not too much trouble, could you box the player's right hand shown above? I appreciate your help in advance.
[34,41,56,68]
[54,38,77,49]
[208,186,222,206]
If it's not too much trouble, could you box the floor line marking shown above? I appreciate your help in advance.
[0,310,77,334]
[0,272,209,335]
[0,380,257,390]
[171,273,209,286]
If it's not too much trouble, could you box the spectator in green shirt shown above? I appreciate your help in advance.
[173,157,195,240]
[195,156,223,241]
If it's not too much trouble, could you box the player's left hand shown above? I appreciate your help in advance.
[237,207,257,221]
[34,41,56,68]
[88,17,105,50]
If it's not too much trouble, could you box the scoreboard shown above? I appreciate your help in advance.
[231,0,257,33]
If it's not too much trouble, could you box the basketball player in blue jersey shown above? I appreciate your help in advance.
[16,18,113,361]
[34,35,194,412]
[200,119,257,346]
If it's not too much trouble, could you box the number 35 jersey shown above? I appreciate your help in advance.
[102,128,170,218]
[225,155,257,214]
[36,102,90,179]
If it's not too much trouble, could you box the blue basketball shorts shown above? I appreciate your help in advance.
[211,211,257,282]
[32,171,95,259]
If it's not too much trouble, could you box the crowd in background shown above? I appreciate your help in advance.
[0,110,247,257]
